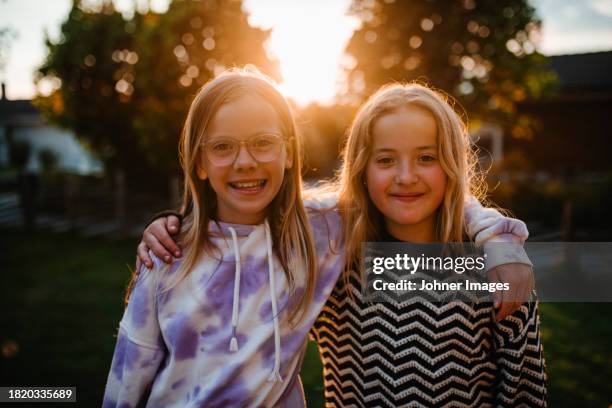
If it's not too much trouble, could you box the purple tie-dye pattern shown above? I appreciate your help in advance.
[165,313,198,360]
[258,289,291,322]
[102,396,116,408]
[129,276,151,329]
[111,335,127,381]
[309,211,337,252]
[111,334,142,381]
[101,399,132,408]
[157,288,172,307]
[259,326,309,372]
[201,260,236,319]
[201,254,271,319]
[168,260,182,273]
[198,366,251,407]
[139,348,164,369]
[106,211,345,407]
[200,325,218,338]
[239,255,270,297]
[171,378,186,390]
[204,329,248,354]
[314,262,342,301]
[184,385,202,404]
[280,329,309,363]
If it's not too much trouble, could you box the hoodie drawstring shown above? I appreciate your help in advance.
[265,220,283,383]
[227,222,283,383]
[228,227,241,352]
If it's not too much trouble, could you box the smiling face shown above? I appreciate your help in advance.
[197,94,292,225]
[366,105,447,242]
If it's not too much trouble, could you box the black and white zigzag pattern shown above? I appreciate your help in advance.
[310,270,547,407]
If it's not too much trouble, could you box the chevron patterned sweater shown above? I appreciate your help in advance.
[310,266,547,408]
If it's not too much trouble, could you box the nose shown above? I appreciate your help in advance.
[395,160,418,185]
[233,144,257,170]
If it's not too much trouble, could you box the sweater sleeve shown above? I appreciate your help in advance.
[492,299,547,407]
[103,261,166,408]
[464,196,533,271]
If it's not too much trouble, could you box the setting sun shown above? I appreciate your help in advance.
[244,0,360,106]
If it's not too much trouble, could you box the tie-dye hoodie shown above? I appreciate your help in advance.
[103,196,531,408]
[103,203,344,408]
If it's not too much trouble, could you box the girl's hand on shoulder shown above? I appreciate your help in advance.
[136,215,182,270]
[487,263,534,322]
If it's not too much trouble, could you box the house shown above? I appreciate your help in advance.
[478,51,612,180]
[0,83,103,175]
[514,51,612,179]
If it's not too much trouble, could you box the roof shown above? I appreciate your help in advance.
[0,99,38,115]
[0,99,41,126]
[548,51,612,91]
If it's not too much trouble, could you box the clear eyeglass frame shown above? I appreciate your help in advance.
[202,133,290,166]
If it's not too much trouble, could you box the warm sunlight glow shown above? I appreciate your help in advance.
[244,0,360,106]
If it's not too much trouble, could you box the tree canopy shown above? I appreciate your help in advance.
[35,0,278,175]
[342,0,557,130]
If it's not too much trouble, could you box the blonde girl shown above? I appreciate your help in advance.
[103,68,345,407]
[308,82,546,406]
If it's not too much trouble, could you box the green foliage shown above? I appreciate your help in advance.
[35,0,279,175]
[35,1,137,169]
[130,0,280,170]
[342,0,558,126]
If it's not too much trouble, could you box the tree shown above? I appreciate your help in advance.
[130,0,280,172]
[35,1,137,172]
[35,0,279,178]
[342,0,557,129]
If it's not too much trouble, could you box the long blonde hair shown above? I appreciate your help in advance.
[337,82,486,287]
[163,67,317,325]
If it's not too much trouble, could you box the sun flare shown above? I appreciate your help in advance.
[244,0,360,106]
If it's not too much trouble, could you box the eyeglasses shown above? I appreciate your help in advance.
[202,133,288,166]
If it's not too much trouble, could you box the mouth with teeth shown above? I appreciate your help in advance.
[228,179,267,193]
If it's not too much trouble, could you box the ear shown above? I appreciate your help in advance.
[284,143,294,170]
[196,163,207,180]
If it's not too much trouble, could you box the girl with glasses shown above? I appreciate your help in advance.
[104,67,342,407]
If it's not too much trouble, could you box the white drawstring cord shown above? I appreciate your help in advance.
[265,220,283,383]
[228,227,240,352]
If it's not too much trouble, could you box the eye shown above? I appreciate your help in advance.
[375,156,396,165]
[251,135,276,149]
[419,154,437,162]
[210,140,235,152]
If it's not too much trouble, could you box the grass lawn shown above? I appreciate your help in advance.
[1,228,611,407]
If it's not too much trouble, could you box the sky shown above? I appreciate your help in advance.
[1,0,611,104]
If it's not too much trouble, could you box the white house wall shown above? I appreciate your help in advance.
[1,125,103,175]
